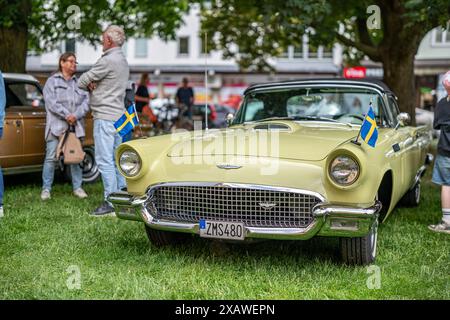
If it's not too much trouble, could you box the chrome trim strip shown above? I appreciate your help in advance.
[312,201,382,218]
[141,215,322,240]
[247,84,385,99]
[244,80,387,95]
[410,165,427,190]
[2,164,43,175]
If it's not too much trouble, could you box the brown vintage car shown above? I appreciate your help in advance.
[0,73,99,182]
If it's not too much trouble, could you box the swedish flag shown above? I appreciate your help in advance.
[360,105,378,148]
[114,104,139,137]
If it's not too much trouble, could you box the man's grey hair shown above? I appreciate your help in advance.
[104,25,126,47]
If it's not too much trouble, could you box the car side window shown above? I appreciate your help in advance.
[5,82,45,109]
[244,99,264,121]
[387,95,400,126]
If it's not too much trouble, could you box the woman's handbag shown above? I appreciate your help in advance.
[56,126,86,165]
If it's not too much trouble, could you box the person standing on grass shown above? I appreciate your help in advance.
[78,25,129,217]
[0,70,5,217]
[429,70,450,234]
[41,52,90,201]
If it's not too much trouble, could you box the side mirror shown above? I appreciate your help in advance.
[226,113,234,126]
[396,112,411,129]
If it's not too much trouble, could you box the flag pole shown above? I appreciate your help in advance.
[132,102,143,138]
[351,100,373,146]
[204,31,209,131]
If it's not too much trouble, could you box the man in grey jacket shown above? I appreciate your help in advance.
[79,25,130,216]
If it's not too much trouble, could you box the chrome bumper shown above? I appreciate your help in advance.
[108,192,381,239]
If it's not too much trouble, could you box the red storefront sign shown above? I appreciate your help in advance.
[343,67,366,79]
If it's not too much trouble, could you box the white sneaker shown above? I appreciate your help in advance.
[73,188,88,199]
[428,221,450,235]
[41,189,51,201]
[0,206,3,218]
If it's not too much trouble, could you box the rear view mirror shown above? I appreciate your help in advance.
[300,95,322,102]
[396,112,411,129]
[226,113,234,126]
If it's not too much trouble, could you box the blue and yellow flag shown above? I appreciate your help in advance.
[360,105,378,148]
[114,104,139,137]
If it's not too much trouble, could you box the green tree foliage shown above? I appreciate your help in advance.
[0,0,190,72]
[201,0,450,116]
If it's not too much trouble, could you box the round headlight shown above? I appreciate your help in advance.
[119,150,141,177]
[329,155,359,185]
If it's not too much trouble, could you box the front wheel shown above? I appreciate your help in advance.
[339,221,378,265]
[400,182,421,207]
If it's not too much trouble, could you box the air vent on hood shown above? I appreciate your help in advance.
[253,123,291,131]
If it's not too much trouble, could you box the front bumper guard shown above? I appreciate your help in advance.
[108,192,382,239]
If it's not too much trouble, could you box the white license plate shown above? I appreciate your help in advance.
[199,220,245,240]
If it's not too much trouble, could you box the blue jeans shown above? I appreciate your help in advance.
[42,137,83,191]
[0,127,3,206]
[432,154,450,186]
[94,119,126,201]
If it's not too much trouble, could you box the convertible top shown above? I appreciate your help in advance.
[244,78,394,96]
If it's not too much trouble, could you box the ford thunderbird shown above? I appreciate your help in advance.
[109,79,432,265]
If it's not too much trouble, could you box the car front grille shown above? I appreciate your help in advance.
[147,184,321,228]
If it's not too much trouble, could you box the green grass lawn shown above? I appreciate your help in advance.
[0,171,448,300]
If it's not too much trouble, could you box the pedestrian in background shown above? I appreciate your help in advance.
[429,70,450,234]
[41,52,90,201]
[78,25,130,216]
[135,73,150,113]
[0,70,5,217]
[176,77,194,120]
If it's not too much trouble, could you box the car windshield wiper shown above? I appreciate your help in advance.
[248,116,297,123]
[295,115,340,123]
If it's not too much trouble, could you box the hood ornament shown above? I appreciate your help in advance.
[259,202,277,210]
[216,164,242,170]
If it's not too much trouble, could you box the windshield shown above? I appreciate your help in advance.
[234,87,388,126]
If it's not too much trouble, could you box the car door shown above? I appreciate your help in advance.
[0,105,24,168]
[5,81,46,166]
[387,94,417,192]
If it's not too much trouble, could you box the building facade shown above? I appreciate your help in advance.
[26,4,342,106]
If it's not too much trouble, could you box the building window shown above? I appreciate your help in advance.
[135,38,148,58]
[308,45,318,59]
[64,38,76,53]
[433,22,450,46]
[293,46,303,59]
[280,46,290,58]
[321,44,333,59]
[178,37,189,56]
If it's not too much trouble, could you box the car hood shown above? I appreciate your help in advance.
[167,121,359,161]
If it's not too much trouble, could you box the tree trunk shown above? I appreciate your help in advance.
[0,27,28,73]
[381,49,417,126]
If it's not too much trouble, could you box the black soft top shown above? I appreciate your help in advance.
[244,78,394,96]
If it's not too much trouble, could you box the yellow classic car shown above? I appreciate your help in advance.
[109,79,432,265]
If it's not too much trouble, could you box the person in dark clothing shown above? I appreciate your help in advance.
[176,77,194,119]
[135,73,150,113]
[430,71,450,234]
